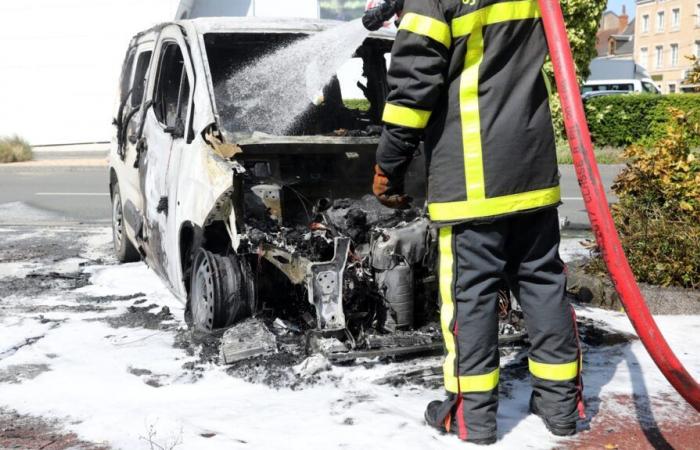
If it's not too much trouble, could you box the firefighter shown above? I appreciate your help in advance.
[367,0,585,444]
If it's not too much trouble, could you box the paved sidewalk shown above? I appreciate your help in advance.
[0,158,107,169]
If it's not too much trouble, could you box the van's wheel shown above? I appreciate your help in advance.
[111,184,140,263]
[189,249,255,333]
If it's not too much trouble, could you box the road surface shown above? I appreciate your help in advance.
[0,157,624,228]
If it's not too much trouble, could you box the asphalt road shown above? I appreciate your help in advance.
[0,159,624,228]
[0,165,110,225]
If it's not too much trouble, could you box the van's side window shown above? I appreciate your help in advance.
[131,51,153,108]
[154,42,190,134]
[119,51,136,104]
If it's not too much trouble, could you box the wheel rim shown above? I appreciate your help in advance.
[112,191,124,253]
[192,254,216,332]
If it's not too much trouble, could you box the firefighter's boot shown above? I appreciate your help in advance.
[424,399,497,445]
[529,395,577,437]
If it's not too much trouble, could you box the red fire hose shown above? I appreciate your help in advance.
[537,0,700,411]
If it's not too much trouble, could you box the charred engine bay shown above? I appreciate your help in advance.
[199,147,528,369]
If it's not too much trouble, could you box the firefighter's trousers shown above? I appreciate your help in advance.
[437,208,583,440]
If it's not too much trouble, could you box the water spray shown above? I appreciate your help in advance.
[537,0,700,411]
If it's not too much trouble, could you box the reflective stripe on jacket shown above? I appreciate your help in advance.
[377,0,560,224]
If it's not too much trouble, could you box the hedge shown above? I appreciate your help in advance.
[584,94,700,147]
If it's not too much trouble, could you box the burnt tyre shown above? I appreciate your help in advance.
[189,249,256,333]
[111,184,140,263]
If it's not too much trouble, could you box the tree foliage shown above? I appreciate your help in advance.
[557,0,608,80]
[684,55,700,91]
[545,0,608,140]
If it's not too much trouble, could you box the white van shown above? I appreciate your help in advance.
[584,58,662,95]
[581,79,661,95]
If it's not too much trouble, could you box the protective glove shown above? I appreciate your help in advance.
[372,165,411,209]
[362,0,405,31]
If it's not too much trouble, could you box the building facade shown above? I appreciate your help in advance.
[597,7,635,58]
[635,0,700,93]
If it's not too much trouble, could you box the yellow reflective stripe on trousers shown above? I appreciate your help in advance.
[439,227,500,394]
[452,1,542,38]
[399,12,452,49]
[428,186,561,222]
[447,369,500,394]
[382,103,432,129]
[461,28,486,201]
[439,227,458,393]
[529,358,579,382]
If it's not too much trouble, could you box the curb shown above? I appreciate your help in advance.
[567,261,700,315]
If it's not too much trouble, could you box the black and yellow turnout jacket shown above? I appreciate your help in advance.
[377,0,560,224]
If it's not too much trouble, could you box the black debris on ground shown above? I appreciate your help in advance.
[102,305,174,330]
[76,293,146,304]
[224,351,310,389]
[0,271,91,298]
[0,364,51,385]
[0,233,84,263]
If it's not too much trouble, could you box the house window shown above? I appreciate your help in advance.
[657,11,665,32]
[640,47,649,67]
[669,83,677,94]
[656,46,664,68]
[671,44,679,67]
[672,8,680,28]
[642,14,650,32]
[697,4,700,26]
[696,41,700,57]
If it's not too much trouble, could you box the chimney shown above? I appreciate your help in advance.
[619,5,629,32]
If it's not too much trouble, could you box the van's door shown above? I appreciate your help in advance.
[117,44,154,224]
[138,26,194,288]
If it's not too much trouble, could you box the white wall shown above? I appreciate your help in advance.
[0,0,180,145]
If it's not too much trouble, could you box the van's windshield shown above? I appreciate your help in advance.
[204,32,392,138]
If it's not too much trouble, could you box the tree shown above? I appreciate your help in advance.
[544,0,607,140]
[684,55,700,92]
[557,0,608,80]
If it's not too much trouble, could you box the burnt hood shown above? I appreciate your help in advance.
[222,130,380,155]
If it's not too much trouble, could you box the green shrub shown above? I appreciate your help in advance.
[0,135,33,163]
[587,108,700,288]
[584,94,700,147]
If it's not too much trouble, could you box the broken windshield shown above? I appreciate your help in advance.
[204,30,391,138]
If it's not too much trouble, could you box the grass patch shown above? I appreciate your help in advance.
[556,144,627,164]
[343,99,370,112]
[0,136,33,163]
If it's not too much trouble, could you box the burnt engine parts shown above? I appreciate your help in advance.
[371,219,431,330]
[189,248,257,332]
